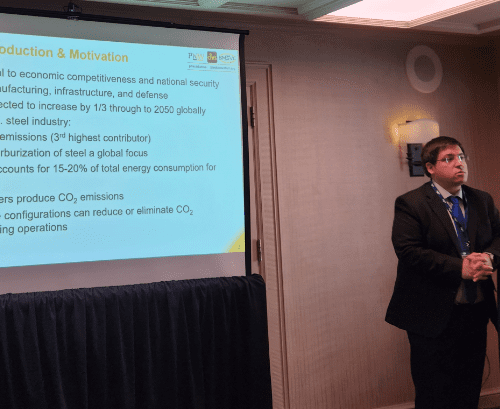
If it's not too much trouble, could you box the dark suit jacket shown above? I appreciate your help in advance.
[385,182,500,337]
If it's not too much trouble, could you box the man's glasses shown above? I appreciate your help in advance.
[436,154,468,165]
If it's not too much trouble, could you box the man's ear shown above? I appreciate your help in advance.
[426,162,435,176]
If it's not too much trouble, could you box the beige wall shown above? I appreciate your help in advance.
[243,26,500,408]
[4,2,500,408]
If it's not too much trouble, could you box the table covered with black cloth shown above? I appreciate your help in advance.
[0,274,272,409]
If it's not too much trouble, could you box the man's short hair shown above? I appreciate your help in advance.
[421,136,466,177]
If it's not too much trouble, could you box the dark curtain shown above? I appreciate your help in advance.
[0,274,272,409]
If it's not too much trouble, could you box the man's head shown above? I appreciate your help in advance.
[422,136,468,193]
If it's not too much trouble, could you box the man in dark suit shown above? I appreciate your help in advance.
[386,136,500,409]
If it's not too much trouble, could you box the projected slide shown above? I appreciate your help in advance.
[0,30,245,268]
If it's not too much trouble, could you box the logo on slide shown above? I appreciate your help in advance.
[219,53,236,64]
[188,52,204,62]
[207,51,217,63]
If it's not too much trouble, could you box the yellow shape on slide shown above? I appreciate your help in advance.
[226,230,245,253]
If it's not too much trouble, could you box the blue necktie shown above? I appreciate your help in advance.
[450,196,465,226]
[450,196,476,303]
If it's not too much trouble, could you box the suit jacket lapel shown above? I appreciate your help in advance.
[463,185,478,252]
[424,182,463,255]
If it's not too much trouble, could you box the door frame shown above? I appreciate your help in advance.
[246,62,289,409]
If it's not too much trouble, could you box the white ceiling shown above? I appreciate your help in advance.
[88,0,500,35]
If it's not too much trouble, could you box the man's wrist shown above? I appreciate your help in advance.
[484,252,497,269]
[462,258,473,279]
[484,251,500,270]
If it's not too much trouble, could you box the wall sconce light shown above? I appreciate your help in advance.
[398,119,439,177]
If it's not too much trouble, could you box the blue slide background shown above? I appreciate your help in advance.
[0,32,245,267]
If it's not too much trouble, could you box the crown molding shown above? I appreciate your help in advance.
[314,15,409,28]
[408,0,500,26]
[87,0,301,17]
[85,0,500,34]
[317,13,500,36]
[316,0,500,33]
[219,2,299,16]
[5,0,497,41]
[416,20,479,35]
[198,0,230,9]
[477,17,500,33]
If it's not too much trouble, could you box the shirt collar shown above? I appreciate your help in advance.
[432,180,463,201]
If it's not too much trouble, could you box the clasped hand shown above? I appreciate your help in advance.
[462,252,495,282]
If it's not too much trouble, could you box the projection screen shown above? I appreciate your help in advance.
[0,8,250,294]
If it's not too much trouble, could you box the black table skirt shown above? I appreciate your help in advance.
[0,274,272,409]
